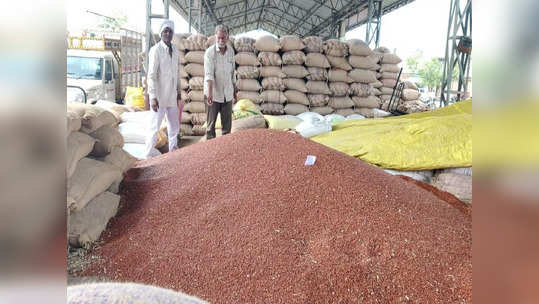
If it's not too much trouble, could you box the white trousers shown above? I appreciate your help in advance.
[144,106,180,158]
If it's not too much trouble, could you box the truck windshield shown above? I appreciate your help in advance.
[67,56,103,80]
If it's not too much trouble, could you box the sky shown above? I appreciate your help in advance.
[67,0,451,62]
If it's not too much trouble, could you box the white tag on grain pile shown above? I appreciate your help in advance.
[304,155,317,166]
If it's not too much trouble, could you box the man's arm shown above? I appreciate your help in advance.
[147,47,160,111]
[231,51,237,103]
[204,49,214,105]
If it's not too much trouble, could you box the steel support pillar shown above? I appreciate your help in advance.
[365,0,382,49]
[145,0,169,75]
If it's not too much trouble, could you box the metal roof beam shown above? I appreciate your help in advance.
[304,0,368,37]
[202,0,219,25]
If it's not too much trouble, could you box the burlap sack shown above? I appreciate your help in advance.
[254,35,280,52]
[261,77,285,90]
[67,110,82,134]
[352,95,381,108]
[237,79,262,91]
[258,52,282,66]
[181,112,192,123]
[310,106,334,115]
[306,81,331,94]
[282,65,309,78]
[379,94,393,103]
[260,66,286,78]
[380,64,400,73]
[346,39,373,56]
[381,72,399,80]
[334,108,355,116]
[234,37,256,53]
[67,132,96,179]
[192,125,207,136]
[261,90,287,104]
[306,67,328,81]
[328,96,354,109]
[67,104,118,134]
[374,46,391,53]
[185,51,205,64]
[328,69,353,83]
[404,81,418,90]
[178,51,186,64]
[179,78,189,90]
[184,101,206,113]
[349,69,377,83]
[371,80,383,88]
[382,78,397,88]
[284,103,309,115]
[323,39,348,57]
[260,103,285,115]
[172,33,191,51]
[372,88,382,96]
[184,63,205,77]
[348,56,377,69]
[350,83,373,97]
[184,34,208,51]
[94,100,137,122]
[180,90,189,101]
[282,51,306,65]
[205,35,216,49]
[237,91,263,104]
[231,115,266,132]
[180,123,193,136]
[355,107,391,118]
[326,55,352,71]
[191,112,207,125]
[236,66,260,79]
[284,78,308,92]
[381,53,402,64]
[188,90,205,102]
[89,125,124,157]
[307,94,329,107]
[402,89,421,101]
[284,90,310,106]
[189,77,204,90]
[370,52,384,64]
[371,63,381,71]
[303,36,323,53]
[280,35,305,51]
[235,52,261,66]
[305,53,330,68]
[397,99,429,113]
[329,82,350,96]
[98,146,137,173]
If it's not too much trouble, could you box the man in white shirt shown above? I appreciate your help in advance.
[204,24,237,140]
[144,19,180,158]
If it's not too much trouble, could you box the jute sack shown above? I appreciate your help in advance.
[172,33,191,51]
[381,72,399,80]
[346,39,373,56]
[284,78,308,92]
[190,113,207,125]
[67,104,118,134]
[67,110,82,134]
[303,36,323,53]
[282,51,306,65]
[310,106,334,115]
[308,94,329,107]
[355,107,391,118]
[328,96,354,109]
[328,69,353,83]
[260,103,285,115]
[181,112,192,124]
[381,53,402,64]
[234,37,256,53]
[329,82,350,96]
[68,191,120,248]
[323,39,348,57]
[178,51,186,64]
[304,53,330,68]
[231,115,267,133]
[284,90,310,106]
[189,77,204,90]
[284,103,309,115]
[382,78,397,88]
[306,67,328,81]
[192,125,206,136]
[352,95,381,108]
[184,63,204,77]
[350,83,373,97]
[404,81,418,90]
[236,66,260,79]
[235,52,260,66]
[380,94,393,103]
[372,88,382,95]
[237,79,262,91]
[67,157,122,213]
[374,46,391,53]
[180,90,189,101]
[306,81,331,95]
[184,101,206,113]
[179,78,189,90]
[349,69,377,84]
[205,35,216,49]
[185,51,205,64]
[260,66,285,78]
[282,65,309,78]
[348,56,377,69]
[94,100,138,122]
[370,52,384,64]
[237,91,263,104]
[326,55,352,71]
[258,52,282,66]
[184,34,207,51]
[261,90,287,104]
[261,77,285,90]
[402,89,421,101]
[98,146,137,173]
[432,173,472,203]
[371,80,383,88]
[180,123,193,136]
[67,132,96,179]
[280,35,305,51]
[380,64,400,73]
[334,108,355,117]
[89,125,124,157]
[188,90,205,102]
[254,35,280,52]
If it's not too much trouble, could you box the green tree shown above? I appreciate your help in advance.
[417,58,442,93]
[405,51,422,74]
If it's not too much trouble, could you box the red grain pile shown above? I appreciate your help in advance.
[84,129,472,303]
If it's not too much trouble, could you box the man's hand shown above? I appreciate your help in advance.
[151,98,159,112]
[207,93,213,106]
[233,88,238,104]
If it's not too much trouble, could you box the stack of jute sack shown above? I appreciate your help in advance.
[278,35,309,116]
[67,103,137,248]
[235,37,264,113]
[373,46,403,113]
[302,36,332,115]
[397,81,429,113]
[251,36,283,115]
[323,39,354,116]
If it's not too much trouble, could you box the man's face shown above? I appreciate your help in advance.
[161,27,173,44]
[216,30,228,48]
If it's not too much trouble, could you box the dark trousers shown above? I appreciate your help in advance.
[205,100,232,139]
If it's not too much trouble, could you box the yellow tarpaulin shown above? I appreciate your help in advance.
[311,100,472,170]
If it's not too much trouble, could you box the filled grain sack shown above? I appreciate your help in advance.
[235,52,260,66]
[432,173,472,203]
[284,78,308,93]
[67,104,118,134]
[180,90,189,101]
[67,110,82,134]
[306,67,328,81]
[348,56,377,70]
[352,96,381,108]
[381,53,402,64]
[324,113,347,126]
[67,132,96,179]
[184,34,207,51]
[372,88,382,96]
[295,115,332,138]
[261,90,287,104]
[237,91,263,104]
[89,125,124,157]
[254,35,280,52]
[323,39,348,57]
[98,146,137,173]
[237,79,262,92]
[401,89,421,101]
[379,95,393,103]
[234,37,256,53]
[334,108,355,117]
[189,77,204,90]
[280,35,305,51]
[282,51,306,65]
[306,81,331,95]
[180,123,193,136]
[236,66,260,79]
[260,103,285,115]
[184,63,205,77]
[68,191,120,248]
[282,65,309,78]
[355,107,391,118]
[231,115,266,133]
[94,100,137,122]
[328,69,353,83]
[67,157,122,213]
[326,55,352,71]
[304,53,330,68]
[185,51,205,64]
[261,77,285,90]
[404,81,418,90]
[310,106,334,115]
[371,80,383,88]
[179,78,189,90]
[284,103,309,115]
[190,113,207,125]
[374,46,391,53]
[303,36,323,53]
[260,66,286,78]
[381,72,399,80]
[329,82,350,96]
[264,115,303,130]
[184,101,206,113]
[187,90,205,102]
[122,143,161,159]
[346,39,373,56]
[328,96,354,109]
[441,167,473,176]
[181,112,192,124]
[350,83,373,97]
[380,64,400,73]
[308,94,330,107]
[284,90,310,106]
[172,33,190,51]
[178,51,186,64]
[258,52,282,66]
[382,78,397,88]
[205,35,216,49]
[192,125,207,136]
[349,69,377,83]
